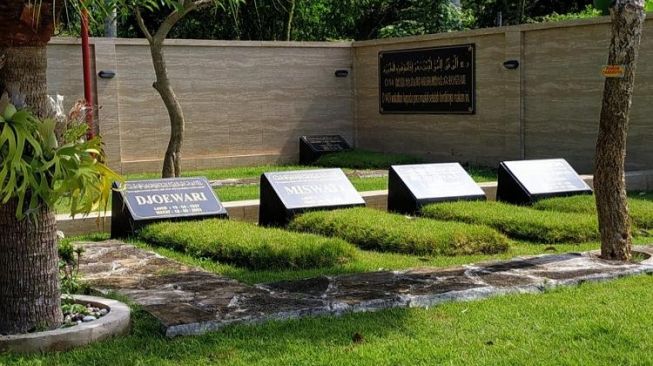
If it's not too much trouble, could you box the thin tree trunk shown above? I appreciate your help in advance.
[595,0,646,261]
[134,5,201,178]
[286,0,296,41]
[0,200,61,334]
[149,40,184,178]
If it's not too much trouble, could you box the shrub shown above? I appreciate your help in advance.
[422,201,599,243]
[289,207,510,256]
[314,149,423,169]
[534,195,653,230]
[139,219,357,270]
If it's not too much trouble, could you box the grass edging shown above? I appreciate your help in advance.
[289,207,510,256]
[422,201,599,243]
[139,219,357,270]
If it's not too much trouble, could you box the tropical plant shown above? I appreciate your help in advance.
[0,94,121,334]
[0,95,119,219]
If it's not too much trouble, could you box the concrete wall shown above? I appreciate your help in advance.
[47,38,353,174]
[47,16,653,174]
[352,16,653,173]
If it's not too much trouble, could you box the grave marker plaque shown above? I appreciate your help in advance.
[388,163,486,214]
[259,168,365,227]
[299,135,351,164]
[496,159,592,205]
[379,44,475,114]
[111,177,228,238]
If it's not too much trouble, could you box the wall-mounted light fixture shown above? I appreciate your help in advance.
[503,60,520,70]
[334,69,349,78]
[98,70,116,79]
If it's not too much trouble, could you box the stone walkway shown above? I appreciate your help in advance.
[79,240,653,337]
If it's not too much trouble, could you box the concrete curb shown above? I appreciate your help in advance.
[0,295,131,354]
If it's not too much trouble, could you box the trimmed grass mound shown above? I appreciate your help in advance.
[422,201,599,243]
[534,194,653,230]
[315,149,423,169]
[289,207,510,256]
[139,219,357,270]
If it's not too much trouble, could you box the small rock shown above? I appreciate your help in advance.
[82,316,97,322]
[99,308,108,316]
[76,320,82,325]
[64,315,72,322]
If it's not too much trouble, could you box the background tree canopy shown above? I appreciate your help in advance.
[60,0,609,41]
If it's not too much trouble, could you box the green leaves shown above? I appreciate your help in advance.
[0,102,123,220]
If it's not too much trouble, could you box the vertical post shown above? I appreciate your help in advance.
[81,7,94,139]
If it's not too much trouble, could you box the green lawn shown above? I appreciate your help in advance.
[139,219,356,270]
[422,201,599,243]
[534,193,653,230]
[4,274,653,365]
[289,208,509,256]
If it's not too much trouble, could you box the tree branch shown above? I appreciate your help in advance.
[153,0,213,42]
[134,6,153,42]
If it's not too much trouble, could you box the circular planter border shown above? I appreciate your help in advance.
[0,295,131,354]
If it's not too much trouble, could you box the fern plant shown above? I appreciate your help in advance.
[0,96,121,219]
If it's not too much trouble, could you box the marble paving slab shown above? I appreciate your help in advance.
[79,240,653,337]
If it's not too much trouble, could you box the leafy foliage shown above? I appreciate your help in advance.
[139,218,357,269]
[378,0,475,38]
[0,97,121,219]
[58,240,86,295]
[422,201,600,243]
[289,207,510,256]
[531,5,602,23]
[462,0,593,28]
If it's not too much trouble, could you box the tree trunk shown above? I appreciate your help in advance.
[150,40,184,178]
[595,0,646,261]
[0,46,49,115]
[0,200,61,334]
[286,0,296,41]
[0,0,62,334]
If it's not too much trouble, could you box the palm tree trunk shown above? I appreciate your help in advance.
[0,200,61,334]
[0,0,63,334]
[0,46,49,114]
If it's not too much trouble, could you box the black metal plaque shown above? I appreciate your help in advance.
[111,177,228,238]
[496,159,593,205]
[259,168,365,227]
[388,163,486,214]
[299,135,351,165]
[379,44,475,114]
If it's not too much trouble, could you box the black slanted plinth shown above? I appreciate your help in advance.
[299,135,351,165]
[111,177,228,238]
[388,163,486,215]
[259,168,366,227]
[496,159,592,205]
